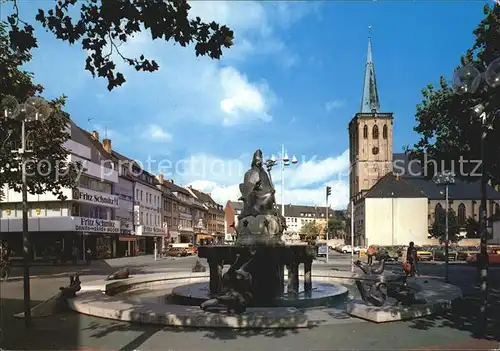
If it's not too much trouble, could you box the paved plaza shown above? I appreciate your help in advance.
[0,253,499,350]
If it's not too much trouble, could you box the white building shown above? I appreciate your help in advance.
[165,182,195,243]
[131,169,164,254]
[0,127,120,260]
[354,173,429,246]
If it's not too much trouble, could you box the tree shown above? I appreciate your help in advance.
[465,216,480,238]
[300,221,322,237]
[0,24,81,200]
[327,217,345,238]
[408,3,500,186]
[432,206,458,241]
[3,0,234,91]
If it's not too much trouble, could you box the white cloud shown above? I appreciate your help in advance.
[101,2,318,127]
[325,99,346,112]
[142,124,172,142]
[219,67,272,126]
[181,149,350,209]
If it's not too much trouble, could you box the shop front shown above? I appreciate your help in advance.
[0,216,120,261]
[117,220,136,257]
[136,225,165,255]
[75,217,121,259]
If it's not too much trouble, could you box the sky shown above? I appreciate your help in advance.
[1,1,492,209]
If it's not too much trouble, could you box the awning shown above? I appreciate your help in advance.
[119,236,138,242]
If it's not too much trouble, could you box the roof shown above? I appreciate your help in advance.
[189,187,224,214]
[364,173,427,198]
[277,204,335,218]
[227,201,244,210]
[392,153,500,200]
[163,180,192,197]
[360,36,380,113]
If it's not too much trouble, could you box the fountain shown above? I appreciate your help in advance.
[173,149,346,312]
[60,150,463,328]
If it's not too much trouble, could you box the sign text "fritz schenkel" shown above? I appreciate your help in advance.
[75,218,120,233]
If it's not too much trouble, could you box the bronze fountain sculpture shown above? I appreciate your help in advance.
[353,259,427,307]
[198,149,314,313]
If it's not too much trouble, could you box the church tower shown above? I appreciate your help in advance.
[348,33,394,204]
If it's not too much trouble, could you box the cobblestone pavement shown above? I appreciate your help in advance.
[0,255,499,350]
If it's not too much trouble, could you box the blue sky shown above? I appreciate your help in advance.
[1,1,491,208]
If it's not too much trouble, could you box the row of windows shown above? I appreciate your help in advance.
[434,202,500,225]
[363,124,388,139]
[140,212,161,226]
[135,188,161,207]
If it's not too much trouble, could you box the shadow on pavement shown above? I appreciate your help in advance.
[408,286,500,341]
[0,298,81,350]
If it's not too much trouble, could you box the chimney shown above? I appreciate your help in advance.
[157,173,164,184]
[169,179,175,184]
[91,130,99,140]
[207,193,211,197]
[102,138,112,153]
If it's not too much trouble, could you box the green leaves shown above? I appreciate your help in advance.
[4,0,234,91]
[410,3,500,186]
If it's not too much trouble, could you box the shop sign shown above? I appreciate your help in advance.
[73,188,119,208]
[74,217,120,233]
[142,226,165,234]
[133,205,140,225]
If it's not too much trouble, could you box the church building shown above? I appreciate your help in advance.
[348,35,500,247]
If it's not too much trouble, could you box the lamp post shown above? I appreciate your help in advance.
[265,144,298,217]
[2,95,52,327]
[432,171,456,283]
[452,56,500,330]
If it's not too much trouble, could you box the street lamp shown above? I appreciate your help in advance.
[432,170,456,283]
[452,56,500,330]
[265,144,298,218]
[1,95,52,327]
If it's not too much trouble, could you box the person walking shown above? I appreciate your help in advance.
[406,241,419,277]
[367,245,376,265]
[85,248,92,265]
[71,245,79,265]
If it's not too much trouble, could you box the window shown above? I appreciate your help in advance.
[372,125,379,139]
[496,203,500,215]
[140,190,143,201]
[458,203,466,225]
[383,125,388,139]
[363,125,368,139]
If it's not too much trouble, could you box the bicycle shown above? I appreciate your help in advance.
[0,260,11,282]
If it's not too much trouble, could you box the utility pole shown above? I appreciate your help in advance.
[326,186,331,263]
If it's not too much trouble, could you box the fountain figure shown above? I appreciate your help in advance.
[197,149,315,313]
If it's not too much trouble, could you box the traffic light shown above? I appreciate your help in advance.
[326,186,331,197]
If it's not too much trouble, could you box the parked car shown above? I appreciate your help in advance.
[164,247,188,257]
[340,245,352,253]
[466,249,500,265]
[456,246,480,261]
[353,246,366,254]
[415,247,433,261]
[432,247,458,261]
[375,246,399,261]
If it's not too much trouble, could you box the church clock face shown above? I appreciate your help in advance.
[372,146,379,155]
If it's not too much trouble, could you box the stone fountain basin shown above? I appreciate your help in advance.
[68,270,462,329]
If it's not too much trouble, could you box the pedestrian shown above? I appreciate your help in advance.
[86,248,92,265]
[367,245,376,265]
[406,241,418,277]
[72,245,79,265]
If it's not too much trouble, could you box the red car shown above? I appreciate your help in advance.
[466,252,500,265]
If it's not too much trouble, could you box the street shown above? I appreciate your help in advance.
[0,252,499,350]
